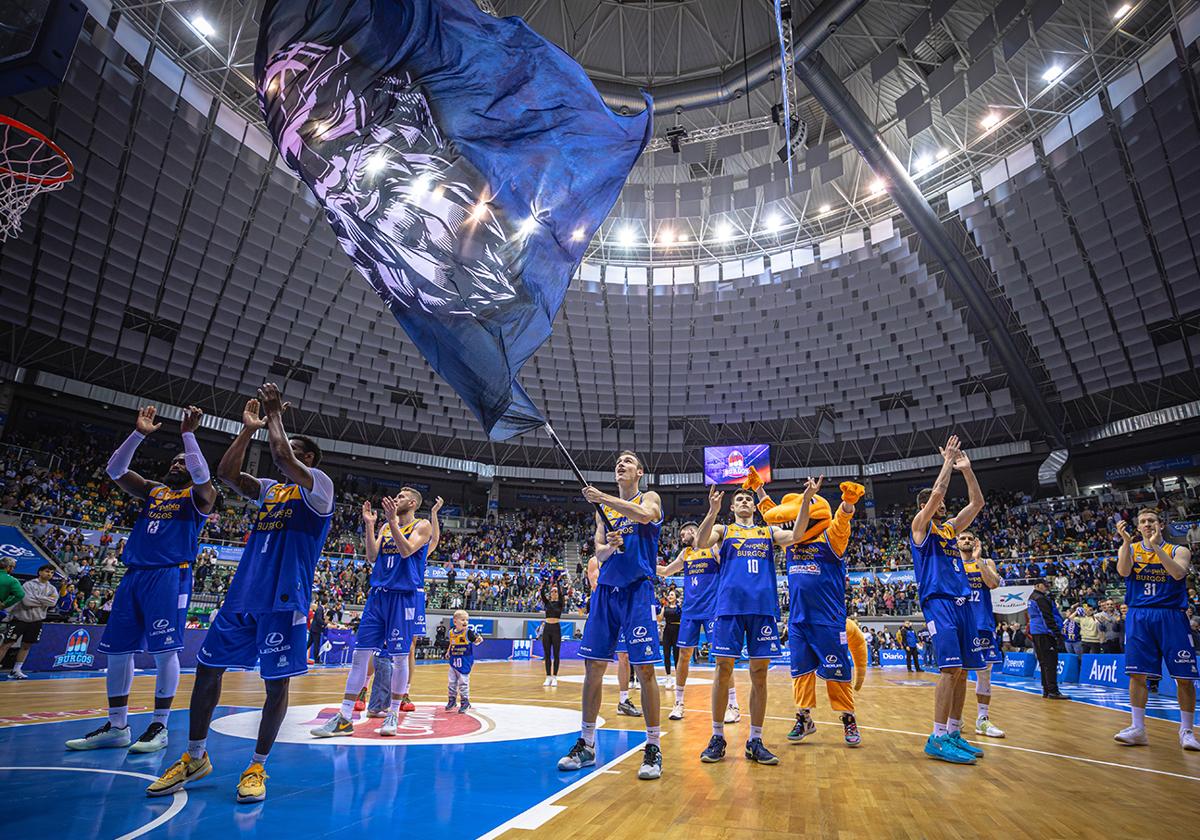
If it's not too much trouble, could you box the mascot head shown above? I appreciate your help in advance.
[762,492,832,542]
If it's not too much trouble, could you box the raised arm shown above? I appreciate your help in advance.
[911,435,960,541]
[380,496,431,558]
[362,502,380,562]
[1147,522,1191,580]
[179,405,217,513]
[217,399,268,502]
[1115,519,1135,576]
[975,543,1001,589]
[257,382,312,491]
[947,448,984,534]
[428,496,444,555]
[693,486,725,551]
[106,406,163,500]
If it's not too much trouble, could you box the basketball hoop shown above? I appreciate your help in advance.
[0,114,74,241]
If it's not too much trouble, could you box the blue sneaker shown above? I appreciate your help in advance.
[700,734,727,763]
[924,734,976,764]
[948,731,984,758]
[744,738,780,765]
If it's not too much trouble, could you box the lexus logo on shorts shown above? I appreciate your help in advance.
[265,632,285,646]
[633,626,648,638]
[759,625,775,640]
[153,619,171,631]
[1181,651,1193,660]
[973,638,983,648]
[391,628,401,638]
[825,654,839,665]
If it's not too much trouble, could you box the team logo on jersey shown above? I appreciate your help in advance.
[277,655,289,668]
[153,619,171,631]
[787,562,820,576]
[53,629,95,668]
[265,632,285,647]
[212,703,591,747]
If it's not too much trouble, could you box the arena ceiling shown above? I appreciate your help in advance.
[1,0,1199,475]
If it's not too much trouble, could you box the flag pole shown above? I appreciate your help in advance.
[543,423,613,531]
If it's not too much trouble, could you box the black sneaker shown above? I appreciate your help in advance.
[557,737,596,771]
[745,737,780,765]
[129,721,169,754]
[616,698,642,717]
[700,734,727,763]
[842,713,862,747]
[637,743,662,780]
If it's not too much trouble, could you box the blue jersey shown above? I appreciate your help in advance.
[715,522,779,617]
[785,532,845,628]
[122,485,207,569]
[223,475,334,613]
[1124,542,1187,609]
[911,520,969,604]
[372,519,428,591]
[680,546,719,621]
[963,559,996,631]
[597,493,662,588]
[447,626,478,674]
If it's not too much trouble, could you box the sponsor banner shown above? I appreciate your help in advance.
[467,618,495,637]
[1104,454,1200,483]
[992,585,1035,614]
[1080,654,1128,690]
[703,444,771,486]
[1057,653,1080,684]
[1002,652,1037,677]
[847,570,915,584]
[516,492,570,504]
[0,524,45,575]
[526,620,574,640]
[877,649,908,667]
[22,623,207,673]
[510,639,532,661]
[425,567,509,581]
[1168,520,1199,539]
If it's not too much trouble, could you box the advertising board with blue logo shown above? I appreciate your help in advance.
[24,623,207,673]
[526,620,573,639]
[1002,652,1037,676]
[0,524,45,575]
[877,649,907,667]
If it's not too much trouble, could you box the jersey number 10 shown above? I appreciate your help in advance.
[747,557,759,574]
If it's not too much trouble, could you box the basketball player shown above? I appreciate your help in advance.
[311,489,432,738]
[66,406,216,754]
[588,555,640,716]
[445,608,483,712]
[656,522,736,722]
[911,435,986,765]
[694,481,815,765]
[559,450,664,781]
[397,495,442,711]
[1114,509,1198,750]
[752,476,867,747]
[958,531,1005,738]
[147,385,333,802]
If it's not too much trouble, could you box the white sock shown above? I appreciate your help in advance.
[933,722,948,737]
[712,721,724,737]
[728,687,737,705]
[341,699,356,717]
[152,707,170,724]
[581,719,597,747]
[619,690,629,703]
[749,725,763,740]
[947,718,962,734]
[1181,709,1195,733]
[977,703,989,719]
[674,687,685,704]
[646,726,661,746]
[187,739,206,760]
[109,706,128,729]
[342,649,373,717]
[1131,707,1145,729]
[251,751,268,765]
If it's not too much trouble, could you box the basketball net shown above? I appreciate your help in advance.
[0,115,74,241]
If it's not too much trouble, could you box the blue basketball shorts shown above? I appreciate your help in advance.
[579,579,661,666]
[976,629,1003,665]
[713,614,781,660]
[923,596,985,671]
[97,565,191,656]
[1125,607,1199,679]
[197,609,308,679]
[677,617,714,649]
[356,589,425,655]
[788,622,851,681]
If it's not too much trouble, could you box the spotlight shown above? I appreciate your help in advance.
[818,203,831,214]
[618,226,637,247]
[660,228,675,244]
[764,214,782,232]
[412,174,432,194]
[935,147,949,160]
[869,178,886,195]
[365,152,388,175]
[471,201,490,222]
[519,217,539,237]
[677,232,689,243]
[191,15,216,38]
[1113,4,1132,20]
[571,227,585,242]
[666,126,688,154]
[714,221,733,241]
[981,111,1001,130]
[1042,64,1064,83]
[915,154,932,171]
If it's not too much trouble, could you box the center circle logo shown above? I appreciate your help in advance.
[264,632,285,646]
[211,702,596,747]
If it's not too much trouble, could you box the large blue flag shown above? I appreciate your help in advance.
[255,0,651,439]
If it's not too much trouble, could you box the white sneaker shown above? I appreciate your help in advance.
[975,716,1005,738]
[665,677,675,690]
[1114,726,1148,746]
[65,721,131,750]
[543,677,552,687]
[10,669,28,680]
[724,704,741,724]
[668,702,684,721]
[550,677,558,687]
[379,711,399,736]
[1181,729,1200,751]
[129,721,169,753]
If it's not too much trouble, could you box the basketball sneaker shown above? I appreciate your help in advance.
[399,694,416,712]
[353,687,367,712]
[236,762,268,803]
[543,676,553,687]
[146,751,213,796]
[841,713,861,747]
[557,738,596,771]
[700,734,727,763]
[65,721,131,751]
[617,697,642,717]
[445,698,457,711]
[744,738,779,765]
[1113,726,1149,746]
[9,668,28,680]
[309,712,354,738]
[550,677,558,687]
[637,743,663,780]
[948,731,983,758]
[458,700,471,714]
[975,716,1005,738]
[367,709,387,718]
[787,711,815,743]
[665,676,675,690]
[379,711,399,736]
[923,734,976,764]
[129,721,169,754]
[1181,729,1200,751]
[724,703,741,724]
[668,702,685,721]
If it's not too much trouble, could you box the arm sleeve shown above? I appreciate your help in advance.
[303,469,335,514]
[180,432,211,485]
[106,431,145,480]
[846,620,868,672]
[827,505,854,556]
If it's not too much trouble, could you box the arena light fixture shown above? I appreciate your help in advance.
[618,226,637,247]
[412,174,432,195]
[1113,4,1132,20]
[935,147,949,160]
[714,221,733,241]
[659,228,675,244]
[818,203,831,214]
[869,178,886,195]
[980,111,1001,130]
[519,216,539,237]
[764,214,782,232]
[1042,64,1065,84]
[914,153,932,171]
[571,227,585,242]
[191,15,216,38]
[677,231,689,243]
[365,153,388,175]
[470,201,490,222]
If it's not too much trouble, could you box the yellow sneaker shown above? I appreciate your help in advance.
[146,751,212,797]
[236,762,268,803]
